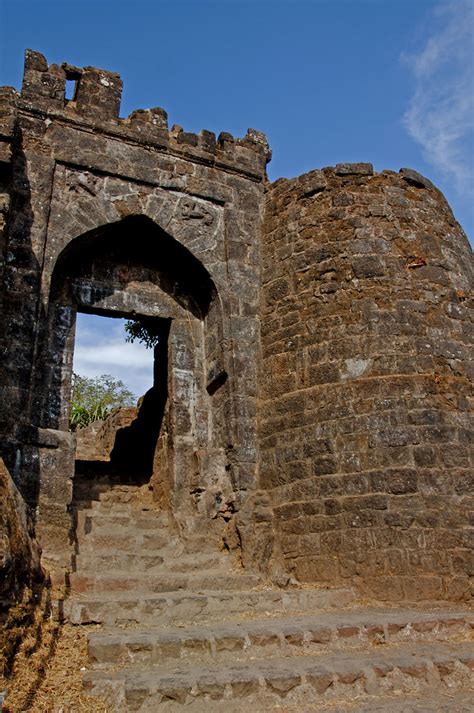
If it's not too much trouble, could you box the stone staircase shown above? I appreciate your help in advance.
[59,482,474,712]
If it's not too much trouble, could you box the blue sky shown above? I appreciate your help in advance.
[1,0,473,397]
[73,314,154,397]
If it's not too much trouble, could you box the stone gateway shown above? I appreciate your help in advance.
[0,50,473,710]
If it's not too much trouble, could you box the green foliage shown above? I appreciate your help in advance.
[69,402,110,430]
[124,317,161,350]
[69,373,136,431]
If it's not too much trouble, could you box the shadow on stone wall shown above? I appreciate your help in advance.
[1,132,44,509]
[0,458,46,679]
[110,320,170,478]
[0,128,59,683]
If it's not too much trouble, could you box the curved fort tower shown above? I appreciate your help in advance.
[1,50,472,623]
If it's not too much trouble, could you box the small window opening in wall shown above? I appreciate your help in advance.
[207,369,228,395]
[65,79,78,101]
[64,70,81,102]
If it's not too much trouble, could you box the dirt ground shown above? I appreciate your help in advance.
[1,618,109,712]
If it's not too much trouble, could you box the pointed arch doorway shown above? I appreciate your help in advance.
[35,215,232,566]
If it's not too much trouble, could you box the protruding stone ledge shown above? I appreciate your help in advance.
[335,162,374,176]
[300,170,327,197]
[399,167,436,190]
[269,163,446,203]
[36,427,75,450]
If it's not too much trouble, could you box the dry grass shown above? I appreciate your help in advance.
[1,617,110,712]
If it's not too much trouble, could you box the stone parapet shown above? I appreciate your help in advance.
[10,49,270,181]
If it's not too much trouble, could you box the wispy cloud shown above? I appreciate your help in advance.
[402,0,474,195]
[74,343,151,369]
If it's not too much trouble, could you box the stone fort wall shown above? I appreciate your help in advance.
[0,49,269,576]
[0,50,472,603]
[260,165,473,601]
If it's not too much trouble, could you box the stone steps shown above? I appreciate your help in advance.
[73,550,225,573]
[321,692,474,712]
[72,485,150,504]
[73,506,220,557]
[75,509,173,533]
[69,570,262,595]
[74,529,175,551]
[74,530,216,555]
[87,608,473,669]
[114,691,474,713]
[75,500,170,514]
[61,586,356,627]
[64,486,473,711]
[83,640,474,711]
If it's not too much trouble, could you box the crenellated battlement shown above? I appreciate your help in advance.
[21,49,123,120]
[7,49,271,179]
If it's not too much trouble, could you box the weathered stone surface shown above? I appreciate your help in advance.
[0,458,42,611]
[1,49,269,588]
[260,166,473,602]
[335,162,374,175]
[0,49,473,695]
[0,457,44,678]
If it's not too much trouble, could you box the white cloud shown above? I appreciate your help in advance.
[74,343,151,369]
[402,0,474,195]
[73,313,154,398]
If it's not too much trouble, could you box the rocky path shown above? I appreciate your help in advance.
[58,484,473,712]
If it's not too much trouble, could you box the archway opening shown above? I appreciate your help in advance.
[41,215,223,515]
[49,214,215,320]
[71,312,170,501]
